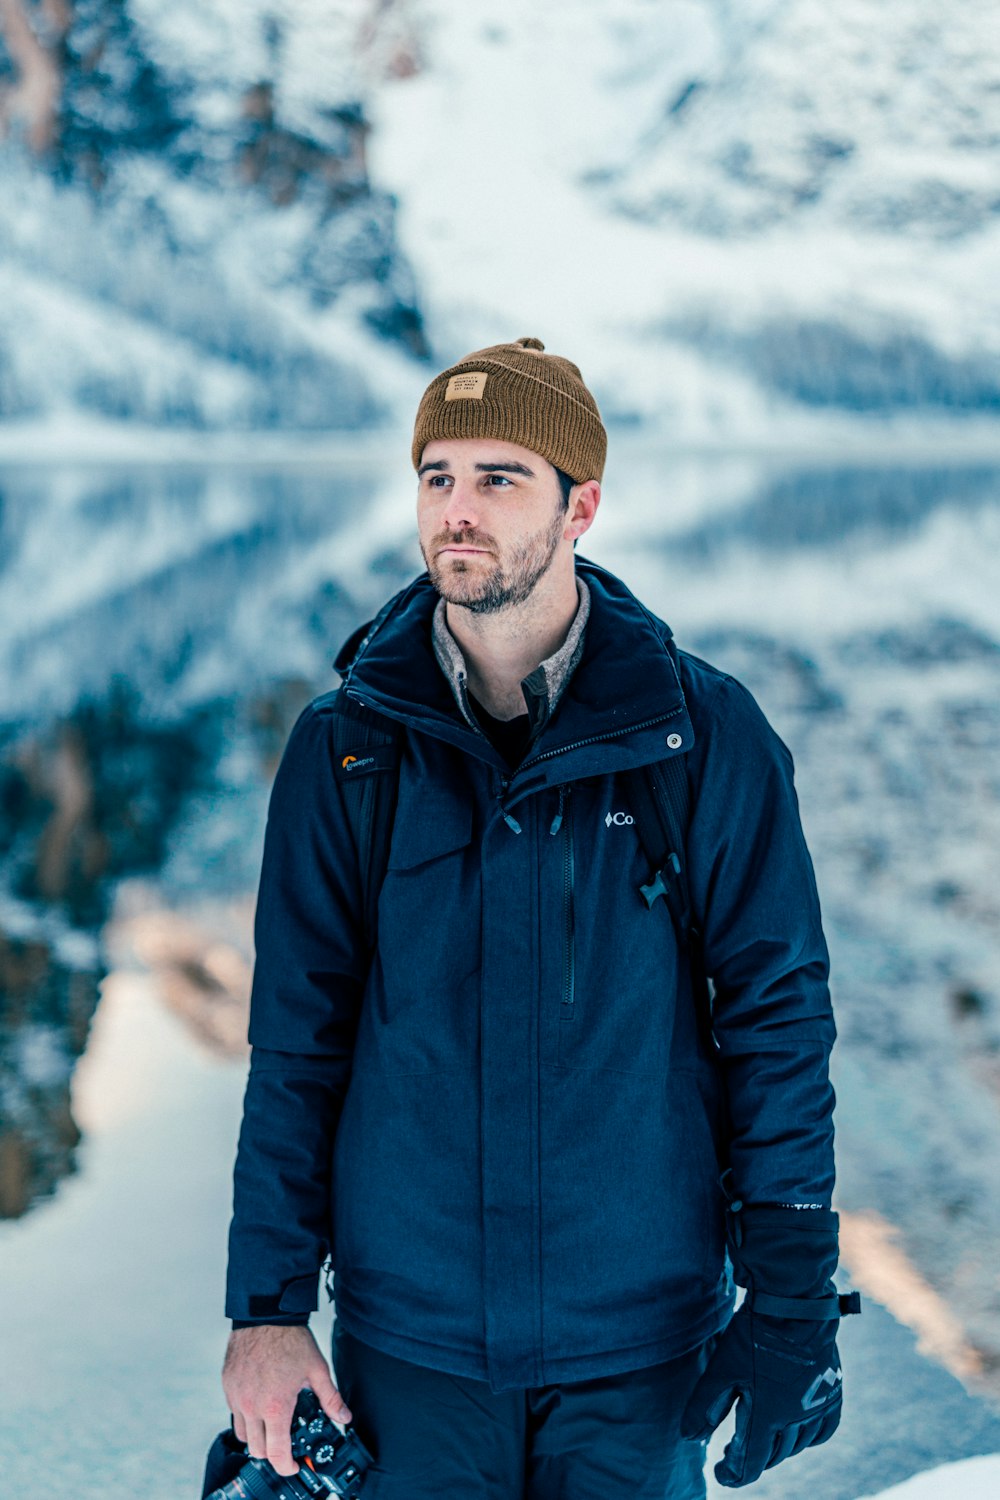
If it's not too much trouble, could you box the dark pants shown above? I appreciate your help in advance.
[332,1322,713,1499]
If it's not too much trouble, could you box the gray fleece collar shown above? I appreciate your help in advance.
[432,574,591,735]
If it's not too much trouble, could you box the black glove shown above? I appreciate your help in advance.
[681,1204,860,1488]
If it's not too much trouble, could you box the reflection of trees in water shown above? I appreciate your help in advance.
[3,677,217,927]
[669,465,1000,556]
[0,927,101,1218]
[0,677,217,1218]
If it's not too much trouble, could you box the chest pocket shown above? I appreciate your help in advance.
[370,743,480,1074]
[551,776,681,1077]
[385,750,475,871]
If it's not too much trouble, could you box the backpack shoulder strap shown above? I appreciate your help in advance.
[626,752,715,1059]
[315,687,402,951]
[627,755,695,944]
[622,636,698,948]
[622,640,715,1054]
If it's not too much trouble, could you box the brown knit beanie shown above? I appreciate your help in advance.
[411,336,606,484]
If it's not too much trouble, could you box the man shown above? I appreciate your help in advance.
[222,337,855,1497]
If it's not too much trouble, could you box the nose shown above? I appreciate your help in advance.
[440,476,480,533]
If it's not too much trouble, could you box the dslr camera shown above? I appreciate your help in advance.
[202,1389,374,1499]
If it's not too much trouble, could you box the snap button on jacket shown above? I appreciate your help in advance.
[226,559,837,1393]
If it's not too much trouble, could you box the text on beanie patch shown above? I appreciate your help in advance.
[445,372,488,400]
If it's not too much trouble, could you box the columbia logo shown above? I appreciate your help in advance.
[605,811,634,827]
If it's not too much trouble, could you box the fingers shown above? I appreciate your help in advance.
[715,1390,755,1488]
[308,1357,353,1426]
[765,1422,801,1471]
[813,1407,842,1448]
[262,1401,298,1477]
[221,1324,326,1476]
[717,1399,842,1489]
[767,1404,841,1472]
[244,1406,298,1476]
[244,1414,268,1462]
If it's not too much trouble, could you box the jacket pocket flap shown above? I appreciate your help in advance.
[387,777,475,870]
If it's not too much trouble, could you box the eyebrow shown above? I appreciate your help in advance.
[417,460,536,478]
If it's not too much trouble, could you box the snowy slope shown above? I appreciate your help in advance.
[0,1,427,429]
[3,1,999,439]
[367,0,1000,440]
[2,959,999,1500]
[860,1455,1000,1499]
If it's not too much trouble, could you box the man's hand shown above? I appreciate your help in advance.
[222,1324,353,1477]
[681,1304,843,1487]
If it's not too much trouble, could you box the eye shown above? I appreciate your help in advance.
[485,474,512,487]
[426,473,452,488]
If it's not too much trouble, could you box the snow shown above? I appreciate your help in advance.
[0,1,997,439]
[1,949,998,1499]
[0,964,256,1498]
[858,1454,1000,1499]
[366,0,1000,436]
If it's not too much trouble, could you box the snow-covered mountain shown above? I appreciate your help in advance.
[0,1,426,429]
[2,0,999,439]
[367,0,1000,441]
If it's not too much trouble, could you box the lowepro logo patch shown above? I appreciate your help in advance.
[334,745,398,780]
[445,371,488,400]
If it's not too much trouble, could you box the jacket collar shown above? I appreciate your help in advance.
[334,556,693,786]
[431,575,591,745]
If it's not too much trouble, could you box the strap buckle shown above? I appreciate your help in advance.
[639,851,692,943]
[752,1289,863,1321]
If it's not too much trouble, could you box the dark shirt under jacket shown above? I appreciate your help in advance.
[469,695,532,770]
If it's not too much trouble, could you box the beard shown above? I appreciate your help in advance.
[422,504,566,615]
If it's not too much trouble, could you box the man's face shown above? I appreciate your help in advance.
[416,438,572,614]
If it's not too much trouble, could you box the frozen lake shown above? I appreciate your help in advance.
[1,445,1000,1494]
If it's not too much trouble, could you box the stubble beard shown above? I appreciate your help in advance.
[424,505,566,615]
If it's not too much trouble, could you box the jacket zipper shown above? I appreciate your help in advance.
[517,710,682,774]
[346,690,681,778]
[556,787,575,1018]
[345,692,685,839]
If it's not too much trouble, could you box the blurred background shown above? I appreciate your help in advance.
[0,3,999,1497]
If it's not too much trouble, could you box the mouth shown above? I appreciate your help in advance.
[438,545,492,556]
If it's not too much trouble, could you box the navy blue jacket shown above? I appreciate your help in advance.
[226,558,836,1393]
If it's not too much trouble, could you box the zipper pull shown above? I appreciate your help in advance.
[549,784,567,835]
[497,774,522,834]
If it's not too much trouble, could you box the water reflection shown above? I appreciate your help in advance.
[0,464,390,724]
[0,672,220,1217]
[1,456,999,1402]
[669,463,1000,556]
[0,458,413,1216]
[0,916,100,1217]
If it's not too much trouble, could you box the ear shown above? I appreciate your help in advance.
[566,480,601,541]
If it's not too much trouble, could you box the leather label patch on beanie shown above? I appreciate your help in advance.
[445,372,488,400]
